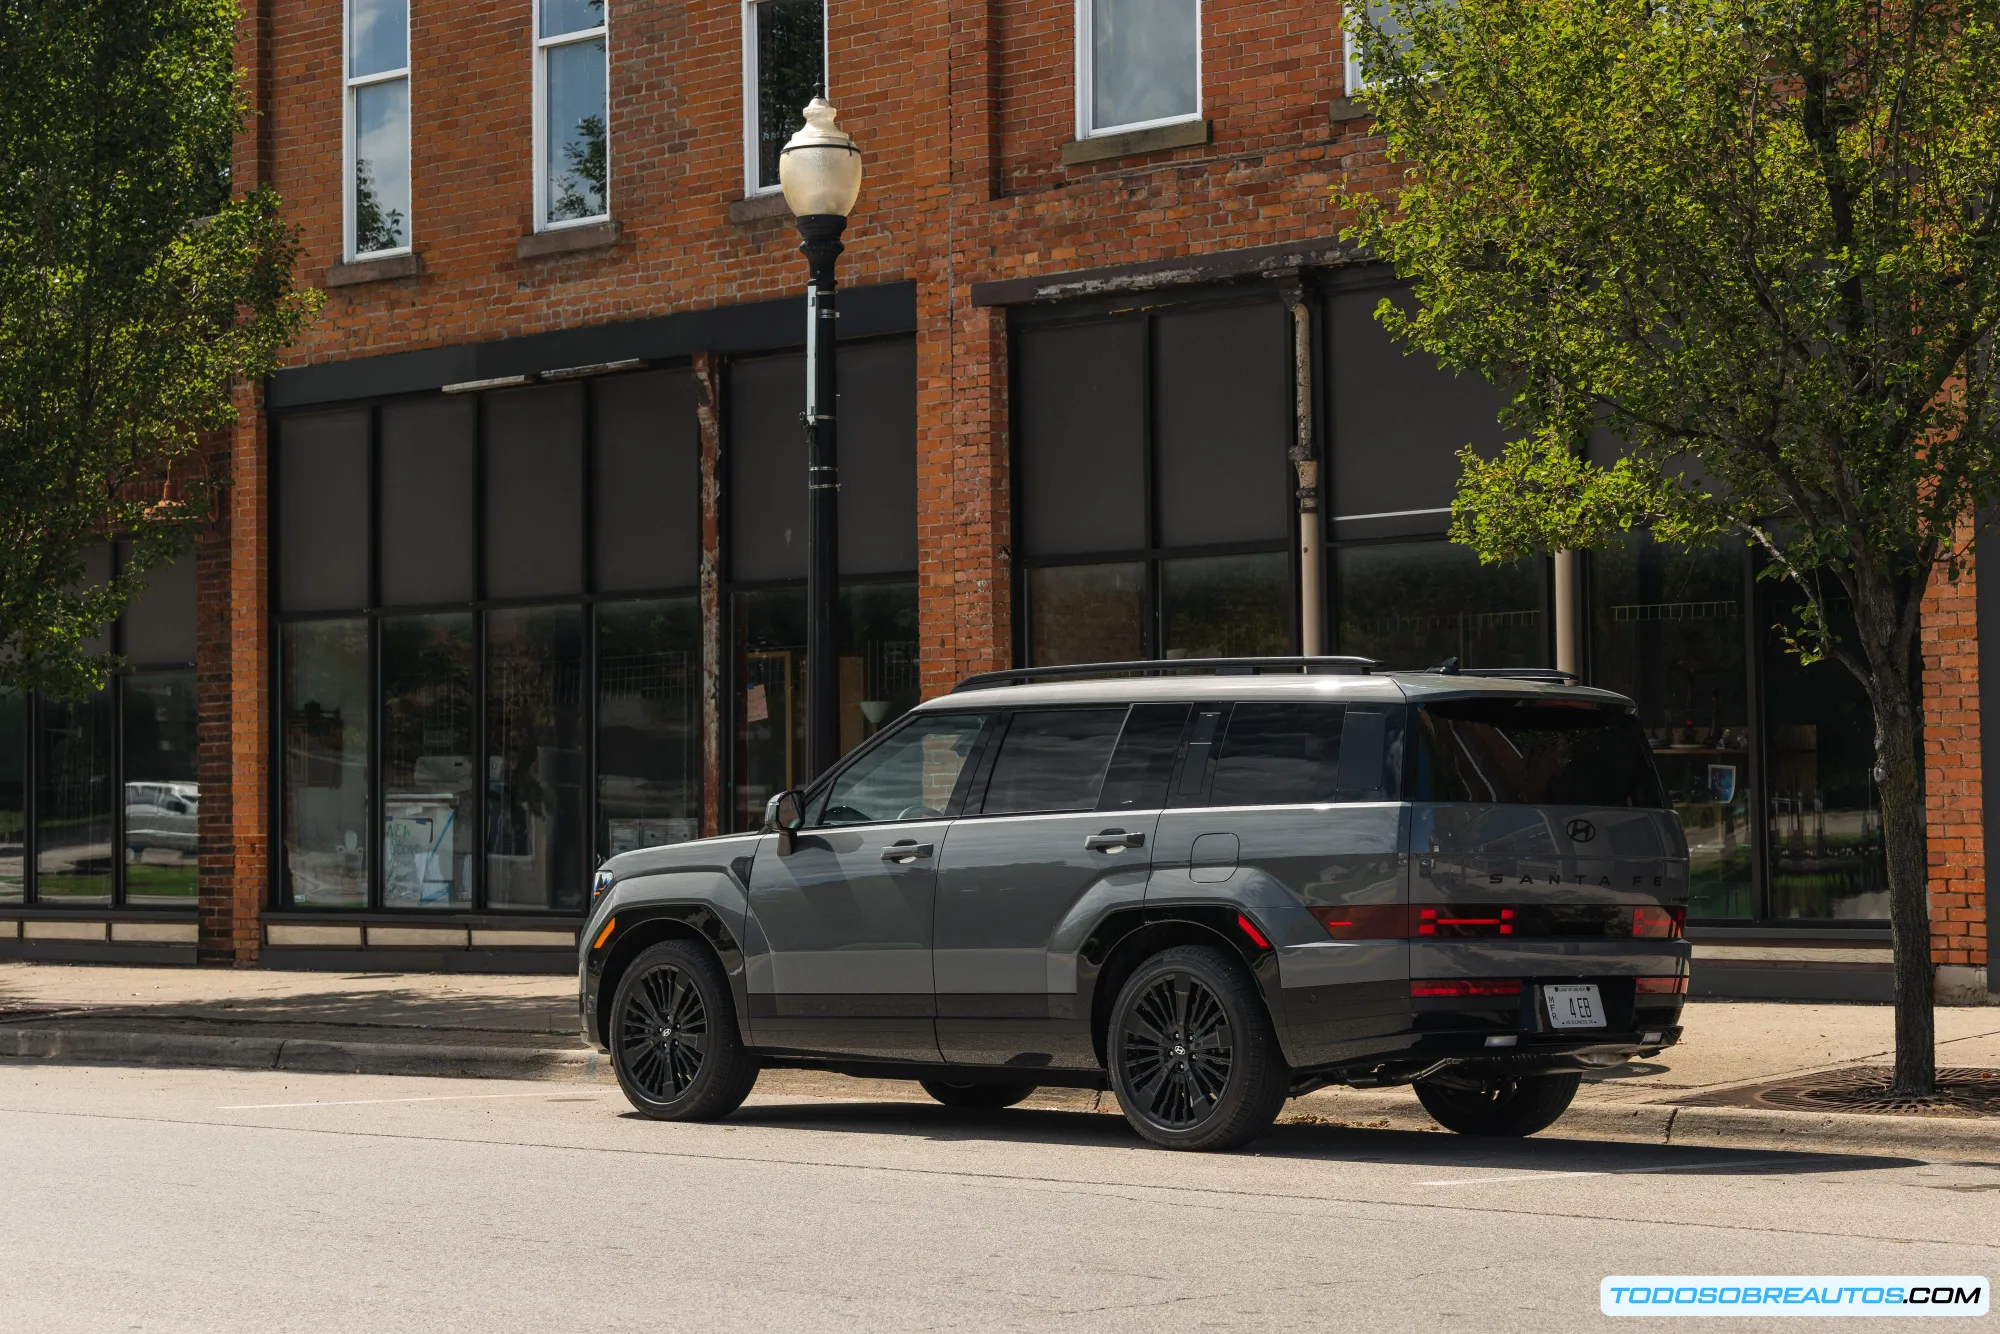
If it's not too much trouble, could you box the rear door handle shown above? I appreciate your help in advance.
[881,841,934,863]
[1085,831,1145,852]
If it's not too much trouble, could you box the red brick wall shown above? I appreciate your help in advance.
[1923,536,1988,971]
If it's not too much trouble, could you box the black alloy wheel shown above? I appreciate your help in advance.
[919,1079,1038,1110]
[1414,1071,1582,1137]
[609,940,760,1120]
[1108,944,1289,1151]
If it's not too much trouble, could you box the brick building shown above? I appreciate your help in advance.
[0,0,1988,999]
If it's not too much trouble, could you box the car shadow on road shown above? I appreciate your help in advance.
[711,1099,1921,1176]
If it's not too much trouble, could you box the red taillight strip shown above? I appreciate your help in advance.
[1410,979,1523,998]
[1313,904,1685,941]
[1234,913,1271,950]
[1634,975,1689,995]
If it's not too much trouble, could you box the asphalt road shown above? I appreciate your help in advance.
[1,1063,1996,1333]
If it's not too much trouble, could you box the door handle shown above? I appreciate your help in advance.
[1085,830,1145,852]
[880,841,934,863]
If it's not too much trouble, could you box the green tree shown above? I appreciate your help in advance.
[0,0,315,700]
[1342,0,2000,1093]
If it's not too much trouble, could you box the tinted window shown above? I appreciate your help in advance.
[1416,699,1666,807]
[380,396,475,606]
[982,709,1127,815]
[484,383,583,598]
[278,410,369,612]
[1211,703,1350,806]
[1097,704,1190,811]
[595,371,699,593]
[817,714,988,827]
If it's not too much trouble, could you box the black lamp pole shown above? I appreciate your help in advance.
[798,213,846,780]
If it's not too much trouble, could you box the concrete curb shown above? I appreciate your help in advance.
[0,1026,605,1083]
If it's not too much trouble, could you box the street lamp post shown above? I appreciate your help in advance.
[779,98,864,781]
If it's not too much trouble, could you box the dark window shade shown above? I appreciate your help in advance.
[1016,320,1146,556]
[728,353,806,581]
[594,370,700,592]
[1154,304,1290,548]
[484,383,584,598]
[278,410,369,612]
[380,396,475,606]
[838,338,918,575]
[981,708,1127,815]
[1097,703,1191,811]
[1210,702,1359,806]
[122,551,196,666]
[1329,283,1507,524]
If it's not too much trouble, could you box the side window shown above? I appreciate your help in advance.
[536,0,609,229]
[346,0,411,259]
[815,714,987,827]
[1078,0,1201,139]
[744,0,825,195]
[979,709,1128,816]
[1097,703,1191,811]
[1207,703,1402,806]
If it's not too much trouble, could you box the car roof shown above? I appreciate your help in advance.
[910,671,1634,712]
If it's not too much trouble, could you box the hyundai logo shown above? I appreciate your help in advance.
[1565,818,1597,843]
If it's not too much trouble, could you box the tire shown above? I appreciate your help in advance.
[1107,944,1290,1151]
[919,1079,1038,1110]
[1415,1072,1582,1137]
[610,940,760,1121]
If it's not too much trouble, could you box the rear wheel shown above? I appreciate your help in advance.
[1108,944,1289,1151]
[610,940,760,1121]
[919,1079,1037,1110]
[1415,1072,1581,1136]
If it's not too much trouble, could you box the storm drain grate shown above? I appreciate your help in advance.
[1677,1065,2000,1119]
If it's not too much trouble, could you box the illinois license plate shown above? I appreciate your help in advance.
[1545,983,1606,1030]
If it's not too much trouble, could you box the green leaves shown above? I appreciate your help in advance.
[0,0,316,698]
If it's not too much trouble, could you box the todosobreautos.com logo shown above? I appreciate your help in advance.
[1602,1277,1989,1316]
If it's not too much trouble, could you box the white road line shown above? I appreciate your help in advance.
[220,1091,593,1110]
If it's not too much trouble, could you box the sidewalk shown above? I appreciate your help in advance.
[3,962,1997,1156]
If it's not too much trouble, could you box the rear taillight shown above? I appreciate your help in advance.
[1410,979,1523,999]
[1310,905,1411,939]
[1417,906,1514,937]
[1631,906,1685,939]
[1634,975,1688,995]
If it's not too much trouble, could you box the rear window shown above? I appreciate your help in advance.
[1414,699,1666,807]
[1206,703,1402,805]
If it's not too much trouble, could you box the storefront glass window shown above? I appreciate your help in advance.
[35,688,114,903]
[598,599,701,857]
[1028,563,1145,666]
[486,607,586,911]
[122,671,199,905]
[381,613,474,908]
[841,583,921,754]
[1592,535,1753,919]
[283,619,371,908]
[1762,586,1888,919]
[0,688,22,902]
[1337,541,1543,669]
[1161,553,1290,659]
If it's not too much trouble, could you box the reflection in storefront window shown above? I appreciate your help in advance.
[598,599,701,858]
[1337,541,1543,670]
[35,688,114,903]
[1161,553,1290,659]
[1028,562,1145,666]
[731,583,921,831]
[283,620,371,907]
[123,672,199,905]
[381,613,474,908]
[486,607,586,911]
[1762,586,1887,919]
[1592,535,1753,919]
[0,689,22,902]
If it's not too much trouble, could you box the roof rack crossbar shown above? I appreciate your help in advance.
[951,656,1380,693]
[1423,666,1578,685]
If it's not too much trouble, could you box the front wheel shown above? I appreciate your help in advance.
[610,940,760,1121]
[1108,944,1290,1151]
[1415,1072,1581,1136]
[919,1079,1037,1110]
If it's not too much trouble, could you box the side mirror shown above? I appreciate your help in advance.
[763,789,806,853]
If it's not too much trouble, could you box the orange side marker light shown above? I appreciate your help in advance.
[593,918,616,950]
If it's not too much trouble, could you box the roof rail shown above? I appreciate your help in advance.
[1417,663,1578,685]
[950,656,1379,694]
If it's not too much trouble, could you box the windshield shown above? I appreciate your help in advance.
[1413,698,1666,808]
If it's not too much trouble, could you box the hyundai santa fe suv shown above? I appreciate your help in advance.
[580,658,1690,1151]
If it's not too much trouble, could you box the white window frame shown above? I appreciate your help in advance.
[741,0,829,198]
[1074,0,1203,141]
[533,0,611,232]
[343,0,412,261]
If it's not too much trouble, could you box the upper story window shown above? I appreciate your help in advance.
[1343,0,1404,95]
[345,0,411,258]
[536,0,609,228]
[743,0,825,195]
[1076,0,1200,139]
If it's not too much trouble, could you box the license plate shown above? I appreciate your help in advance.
[1545,983,1606,1030]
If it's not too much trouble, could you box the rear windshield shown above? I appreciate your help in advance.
[1413,699,1666,808]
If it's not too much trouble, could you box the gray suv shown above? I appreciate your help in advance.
[580,659,1690,1151]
